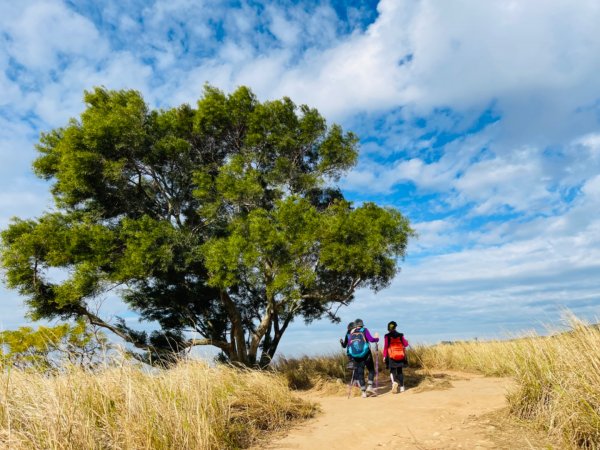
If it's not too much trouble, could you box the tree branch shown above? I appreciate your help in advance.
[75,305,154,352]
[184,338,230,352]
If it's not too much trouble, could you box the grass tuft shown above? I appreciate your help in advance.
[0,361,316,449]
[275,352,348,391]
[409,316,600,449]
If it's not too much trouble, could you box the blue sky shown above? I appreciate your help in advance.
[1,0,600,357]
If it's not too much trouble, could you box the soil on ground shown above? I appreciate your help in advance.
[258,370,557,450]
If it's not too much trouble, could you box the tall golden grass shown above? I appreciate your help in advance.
[275,352,348,390]
[0,361,316,450]
[410,317,600,449]
[273,316,600,448]
[2,318,598,449]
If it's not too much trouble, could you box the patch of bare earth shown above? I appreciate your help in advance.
[257,370,558,450]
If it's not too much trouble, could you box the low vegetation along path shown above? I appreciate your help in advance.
[261,371,549,450]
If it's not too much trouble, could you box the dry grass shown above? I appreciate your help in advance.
[274,316,600,448]
[0,361,317,450]
[274,352,349,392]
[274,351,436,395]
[6,316,597,449]
[410,339,516,377]
[410,316,600,449]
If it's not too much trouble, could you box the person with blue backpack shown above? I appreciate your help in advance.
[346,318,379,397]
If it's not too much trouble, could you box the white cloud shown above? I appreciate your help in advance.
[2,1,108,71]
[1,0,600,348]
[343,213,600,342]
[453,147,550,214]
[409,218,462,253]
[267,7,302,47]
[225,0,600,148]
[0,188,51,229]
[35,53,154,127]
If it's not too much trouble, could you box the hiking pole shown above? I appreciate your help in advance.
[376,343,381,390]
[347,365,355,399]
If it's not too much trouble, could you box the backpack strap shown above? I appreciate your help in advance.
[386,333,392,358]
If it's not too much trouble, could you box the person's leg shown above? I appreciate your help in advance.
[365,353,376,394]
[366,353,375,381]
[390,367,399,393]
[353,359,366,393]
[398,367,405,392]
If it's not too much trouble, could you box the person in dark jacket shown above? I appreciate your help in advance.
[382,321,410,393]
[339,321,355,351]
[340,321,356,369]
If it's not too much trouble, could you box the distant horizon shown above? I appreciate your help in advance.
[2,0,600,357]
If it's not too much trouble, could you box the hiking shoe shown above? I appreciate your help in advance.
[361,390,368,398]
[391,381,399,394]
[400,386,405,393]
[366,385,376,395]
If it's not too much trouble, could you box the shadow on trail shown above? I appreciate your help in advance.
[276,353,454,394]
[370,367,430,394]
[342,366,450,394]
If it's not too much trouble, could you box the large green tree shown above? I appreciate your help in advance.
[1,86,414,367]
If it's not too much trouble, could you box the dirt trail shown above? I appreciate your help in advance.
[260,371,552,450]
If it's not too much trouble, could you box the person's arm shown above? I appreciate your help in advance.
[364,328,379,343]
[382,334,389,358]
[402,336,409,348]
[340,334,348,348]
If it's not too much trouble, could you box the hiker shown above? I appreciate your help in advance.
[382,321,409,393]
[347,318,379,397]
[340,321,356,368]
[339,321,355,351]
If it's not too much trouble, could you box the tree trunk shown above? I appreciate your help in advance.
[220,290,248,363]
[248,310,272,365]
[258,313,294,368]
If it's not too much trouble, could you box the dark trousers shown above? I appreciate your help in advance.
[351,357,367,389]
[365,353,375,383]
[351,352,375,388]
[390,366,404,386]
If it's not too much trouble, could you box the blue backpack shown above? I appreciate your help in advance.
[347,327,370,358]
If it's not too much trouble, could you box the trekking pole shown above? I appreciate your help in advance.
[347,366,355,399]
[409,346,432,377]
[374,342,379,391]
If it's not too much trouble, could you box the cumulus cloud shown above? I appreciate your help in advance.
[1,0,600,348]
[2,1,107,70]
[205,0,600,143]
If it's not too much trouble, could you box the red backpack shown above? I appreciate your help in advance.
[387,333,405,361]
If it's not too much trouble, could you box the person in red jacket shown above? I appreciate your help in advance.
[382,321,409,393]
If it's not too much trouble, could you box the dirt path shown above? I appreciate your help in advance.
[260,371,552,450]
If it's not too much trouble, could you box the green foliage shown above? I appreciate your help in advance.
[1,85,414,366]
[0,320,109,371]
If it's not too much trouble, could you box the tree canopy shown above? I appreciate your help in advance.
[0,85,414,366]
